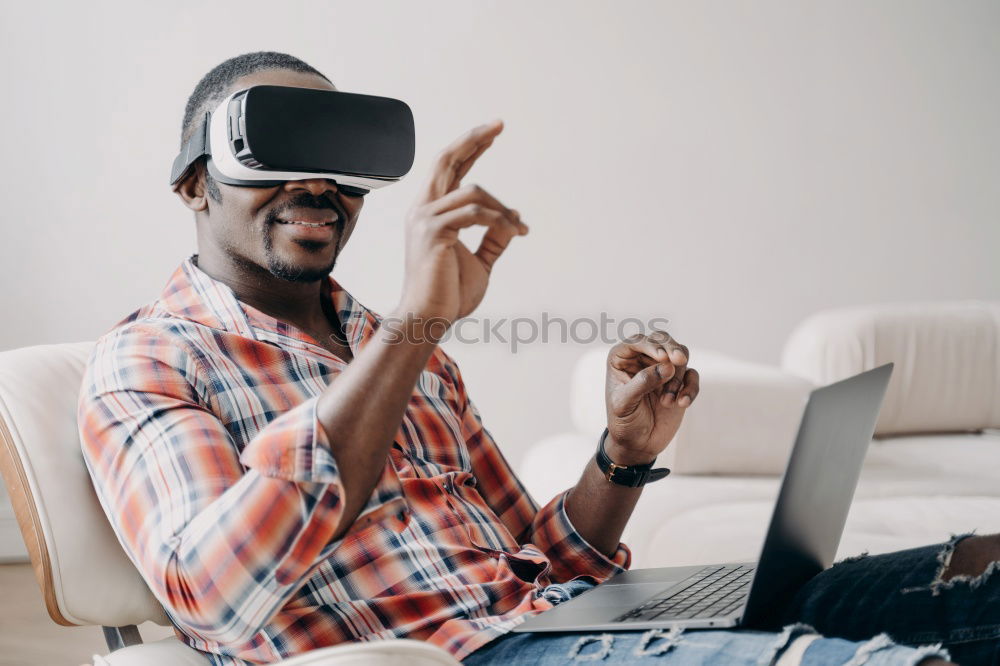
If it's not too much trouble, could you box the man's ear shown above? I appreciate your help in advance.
[174,161,209,212]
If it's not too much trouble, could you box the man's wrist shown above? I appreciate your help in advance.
[381,308,451,347]
[603,434,659,467]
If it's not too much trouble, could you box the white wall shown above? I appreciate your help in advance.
[1,0,998,480]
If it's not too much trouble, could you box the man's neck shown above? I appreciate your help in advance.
[192,252,337,339]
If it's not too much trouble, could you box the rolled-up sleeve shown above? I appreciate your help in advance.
[439,351,631,584]
[78,323,404,646]
[238,392,405,528]
[238,393,342,484]
[524,489,631,582]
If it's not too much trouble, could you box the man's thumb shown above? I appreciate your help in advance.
[612,363,674,415]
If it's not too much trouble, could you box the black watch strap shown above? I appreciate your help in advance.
[595,429,671,487]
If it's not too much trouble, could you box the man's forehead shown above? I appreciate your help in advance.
[227,69,336,96]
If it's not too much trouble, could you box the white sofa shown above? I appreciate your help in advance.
[518,301,1000,568]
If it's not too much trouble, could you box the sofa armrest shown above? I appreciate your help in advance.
[781,301,1000,435]
[658,352,814,475]
[519,432,595,506]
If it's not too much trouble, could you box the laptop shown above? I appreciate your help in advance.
[515,363,894,633]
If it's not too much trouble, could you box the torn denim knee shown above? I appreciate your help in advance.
[567,633,614,661]
[776,635,822,666]
[845,634,896,665]
[632,626,685,657]
[843,633,950,666]
[759,623,819,666]
[902,531,998,596]
[833,551,870,567]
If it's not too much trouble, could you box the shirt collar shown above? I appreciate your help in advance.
[159,253,378,353]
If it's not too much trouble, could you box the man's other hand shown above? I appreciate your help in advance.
[397,119,529,329]
[604,331,700,465]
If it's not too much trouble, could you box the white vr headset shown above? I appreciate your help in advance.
[170,85,416,196]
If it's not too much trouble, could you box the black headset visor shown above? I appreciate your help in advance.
[170,85,416,195]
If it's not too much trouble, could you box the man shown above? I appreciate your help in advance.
[78,52,995,665]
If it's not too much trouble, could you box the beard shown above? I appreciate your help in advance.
[261,192,344,283]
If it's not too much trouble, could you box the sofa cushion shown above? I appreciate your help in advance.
[522,430,1000,568]
[624,431,1000,567]
[861,431,1000,497]
[638,496,1000,569]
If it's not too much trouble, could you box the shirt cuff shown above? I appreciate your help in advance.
[528,490,631,583]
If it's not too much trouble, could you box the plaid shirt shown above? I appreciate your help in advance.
[78,254,630,664]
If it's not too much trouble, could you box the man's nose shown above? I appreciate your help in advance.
[283,178,338,197]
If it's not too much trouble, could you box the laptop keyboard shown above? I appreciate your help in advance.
[614,564,755,622]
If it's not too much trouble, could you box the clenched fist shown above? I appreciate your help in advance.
[605,331,700,465]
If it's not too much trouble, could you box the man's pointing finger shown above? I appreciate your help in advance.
[421,120,504,203]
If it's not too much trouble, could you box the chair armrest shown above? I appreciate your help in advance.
[98,637,460,666]
[272,639,460,665]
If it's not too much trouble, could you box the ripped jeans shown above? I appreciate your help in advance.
[780,534,1000,665]
[464,535,1000,665]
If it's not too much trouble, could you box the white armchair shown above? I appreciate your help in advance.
[0,342,458,666]
[519,301,1000,569]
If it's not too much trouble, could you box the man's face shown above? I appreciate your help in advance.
[189,69,365,283]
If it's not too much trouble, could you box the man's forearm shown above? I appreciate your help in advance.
[316,311,437,541]
[564,455,644,558]
[567,331,699,559]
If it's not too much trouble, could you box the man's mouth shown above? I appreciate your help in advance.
[271,207,343,245]
[277,219,337,228]
[275,211,341,227]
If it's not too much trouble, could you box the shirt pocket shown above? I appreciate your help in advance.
[442,471,520,553]
[444,472,550,583]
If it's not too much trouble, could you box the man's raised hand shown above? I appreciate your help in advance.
[398,120,528,329]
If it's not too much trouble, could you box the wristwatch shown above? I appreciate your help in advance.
[595,428,671,487]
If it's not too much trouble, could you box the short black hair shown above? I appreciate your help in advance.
[180,51,331,146]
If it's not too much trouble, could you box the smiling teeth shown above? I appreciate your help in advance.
[281,220,333,227]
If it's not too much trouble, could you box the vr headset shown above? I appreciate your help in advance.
[170,85,415,196]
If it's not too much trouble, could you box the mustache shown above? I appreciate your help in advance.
[266,192,339,222]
